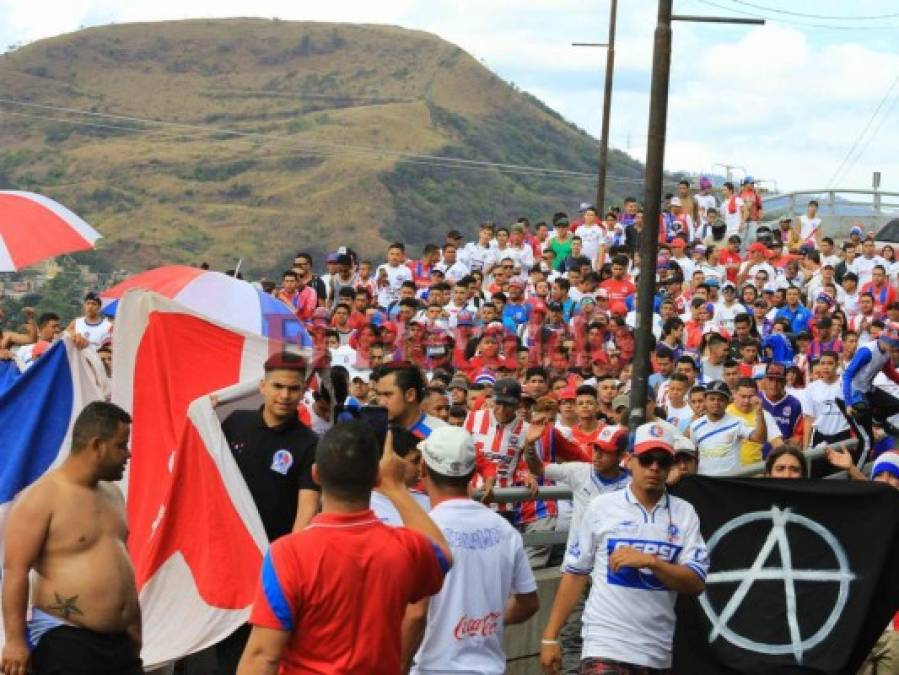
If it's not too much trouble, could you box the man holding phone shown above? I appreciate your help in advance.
[376,363,448,439]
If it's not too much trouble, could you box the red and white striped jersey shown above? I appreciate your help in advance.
[466,408,528,513]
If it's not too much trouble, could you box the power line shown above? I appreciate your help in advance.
[727,1,899,21]
[694,0,899,30]
[826,72,899,188]
[0,96,605,180]
[831,84,899,187]
[0,98,660,185]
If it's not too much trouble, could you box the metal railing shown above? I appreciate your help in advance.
[762,188,899,221]
[479,439,871,548]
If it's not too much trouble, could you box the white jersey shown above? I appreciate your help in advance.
[370,490,431,527]
[460,243,496,274]
[543,463,630,539]
[435,260,470,283]
[73,316,112,351]
[722,196,745,237]
[576,224,606,263]
[695,193,718,229]
[798,215,822,243]
[805,379,848,439]
[665,401,693,433]
[411,499,536,675]
[850,255,886,287]
[714,300,742,334]
[563,487,709,670]
[375,263,412,308]
[689,413,755,476]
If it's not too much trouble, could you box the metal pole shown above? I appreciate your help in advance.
[595,0,618,212]
[628,0,672,431]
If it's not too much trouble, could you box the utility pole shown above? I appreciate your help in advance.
[627,3,763,431]
[573,0,617,212]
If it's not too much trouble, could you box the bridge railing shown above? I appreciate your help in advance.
[475,440,870,548]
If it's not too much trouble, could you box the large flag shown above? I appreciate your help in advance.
[0,337,108,529]
[672,476,899,674]
[112,290,289,668]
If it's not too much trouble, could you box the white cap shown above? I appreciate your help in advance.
[633,422,675,455]
[670,197,682,207]
[419,427,476,477]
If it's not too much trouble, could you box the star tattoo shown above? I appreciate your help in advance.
[49,592,83,620]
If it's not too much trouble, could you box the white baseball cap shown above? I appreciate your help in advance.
[633,422,675,456]
[419,427,476,477]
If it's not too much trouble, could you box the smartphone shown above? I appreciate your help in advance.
[334,404,389,449]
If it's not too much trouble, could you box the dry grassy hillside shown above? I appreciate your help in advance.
[0,19,646,277]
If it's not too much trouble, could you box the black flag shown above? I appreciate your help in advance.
[672,477,899,675]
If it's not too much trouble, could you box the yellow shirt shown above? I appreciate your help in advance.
[726,403,763,465]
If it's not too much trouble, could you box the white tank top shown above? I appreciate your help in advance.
[74,316,112,350]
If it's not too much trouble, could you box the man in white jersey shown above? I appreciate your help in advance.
[525,424,630,675]
[687,380,768,476]
[540,422,709,674]
[376,242,414,309]
[798,199,822,247]
[460,223,498,275]
[66,292,112,351]
[802,351,850,451]
[403,426,539,674]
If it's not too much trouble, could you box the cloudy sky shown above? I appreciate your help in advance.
[2,0,899,193]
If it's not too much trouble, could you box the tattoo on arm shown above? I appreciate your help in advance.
[49,592,83,620]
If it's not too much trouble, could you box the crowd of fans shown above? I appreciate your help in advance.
[3,175,899,675]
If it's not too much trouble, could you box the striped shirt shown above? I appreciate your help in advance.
[689,413,755,476]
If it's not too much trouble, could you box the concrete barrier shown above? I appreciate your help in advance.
[504,568,562,674]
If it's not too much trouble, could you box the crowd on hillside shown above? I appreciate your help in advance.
[3,175,899,675]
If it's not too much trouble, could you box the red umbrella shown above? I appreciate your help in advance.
[0,191,102,271]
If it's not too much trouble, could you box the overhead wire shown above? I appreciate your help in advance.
[825,72,899,188]
[0,96,660,185]
[726,1,899,21]
[694,0,899,30]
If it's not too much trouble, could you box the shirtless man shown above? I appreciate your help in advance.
[2,401,142,675]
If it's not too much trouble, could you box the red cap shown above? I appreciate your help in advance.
[610,301,628,317]
[671,238,686,249]
[592,424,627,453]
[556,387,577,401]
[748,242,767,254]
[633,422,675,455]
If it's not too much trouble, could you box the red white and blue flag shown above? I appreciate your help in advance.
[112,290,291,667]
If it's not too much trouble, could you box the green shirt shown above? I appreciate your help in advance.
[549,236,572,270]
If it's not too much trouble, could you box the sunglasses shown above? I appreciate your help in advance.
[637,452,674,469]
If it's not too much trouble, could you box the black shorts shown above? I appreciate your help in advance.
[31,625,142,675]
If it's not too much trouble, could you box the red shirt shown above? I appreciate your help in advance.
[249,510,447,674]
[599,278,636,303]
[719,250,742,283]
[860,281,897,314]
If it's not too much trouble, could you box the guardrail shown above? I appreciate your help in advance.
[478,439,870,548]
[764,188,899,216]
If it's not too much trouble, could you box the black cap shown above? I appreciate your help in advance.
[493,378,522,406]
[84,291,101,303]
[547,301,564,312]
[704,380,732,401]
[446,229,463,240]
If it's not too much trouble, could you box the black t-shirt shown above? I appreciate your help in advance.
[222,408,319,542]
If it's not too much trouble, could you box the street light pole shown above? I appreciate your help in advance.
[627,4,763,431]
[596,0,618,213]
[627,0,672,431]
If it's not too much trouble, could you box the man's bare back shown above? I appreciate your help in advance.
[2,405,141,675]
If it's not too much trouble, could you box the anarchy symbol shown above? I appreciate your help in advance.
[698,506,855,663]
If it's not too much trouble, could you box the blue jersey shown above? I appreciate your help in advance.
[761,393,802,457]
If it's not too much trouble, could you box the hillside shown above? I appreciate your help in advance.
[0,19,647,278]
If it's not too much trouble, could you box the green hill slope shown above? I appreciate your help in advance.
[0,18,646,278]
